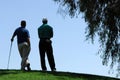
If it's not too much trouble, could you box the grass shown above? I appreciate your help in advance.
[0,69,119,80]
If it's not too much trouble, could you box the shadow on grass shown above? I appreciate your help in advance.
[40,71,120,80]
[0,69,20,76]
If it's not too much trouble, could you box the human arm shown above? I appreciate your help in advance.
[27,38,31,46]
[38,28,40,39]
[50,27,53,38]
[26,30,31,46]
[11,31,17,42]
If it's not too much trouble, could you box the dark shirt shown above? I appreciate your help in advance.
[13,27,30,44]
[38,24,53,39]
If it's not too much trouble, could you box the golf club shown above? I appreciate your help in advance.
[7,41,13,70]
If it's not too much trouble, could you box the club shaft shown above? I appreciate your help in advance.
[7,42,12,69]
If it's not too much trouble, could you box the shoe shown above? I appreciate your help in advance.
[51,68,56,72]
[27,63,31,71]
[21,68,26,71]
[42,69,47,71]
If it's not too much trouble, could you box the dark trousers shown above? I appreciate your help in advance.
[39,39,56,71]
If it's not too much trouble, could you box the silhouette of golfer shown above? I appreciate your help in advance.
[38,18,56,71]
[11,20,31,71]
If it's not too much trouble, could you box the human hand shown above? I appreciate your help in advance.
[11,38,14,42]
[46,39,51,43]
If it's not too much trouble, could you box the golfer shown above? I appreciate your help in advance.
[11,20,31,71]
[38,18,56,71]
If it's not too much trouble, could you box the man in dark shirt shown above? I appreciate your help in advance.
[38,18,56,71]
[11,20,31,71]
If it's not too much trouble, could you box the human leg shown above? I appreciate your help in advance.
[18,42,31,70]
[46,43,56,71]
[18,43,25,70]
[39,41,47,71]
[22,42,31,71]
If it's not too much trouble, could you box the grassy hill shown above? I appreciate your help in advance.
[0,69,119,80]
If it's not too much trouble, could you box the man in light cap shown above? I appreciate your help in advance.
[38,18,56,71]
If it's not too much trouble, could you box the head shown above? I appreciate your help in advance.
[42,18,48,24]
[21,20,26,27]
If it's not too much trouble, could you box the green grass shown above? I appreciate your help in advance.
[0,69,119,80]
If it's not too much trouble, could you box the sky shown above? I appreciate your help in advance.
[0,0,119,78]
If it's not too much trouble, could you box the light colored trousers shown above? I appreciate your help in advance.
[18,42,31,69]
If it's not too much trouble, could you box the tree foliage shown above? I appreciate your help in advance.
[53,0,120,73]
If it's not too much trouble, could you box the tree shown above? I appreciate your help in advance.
[53,0,120,74]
